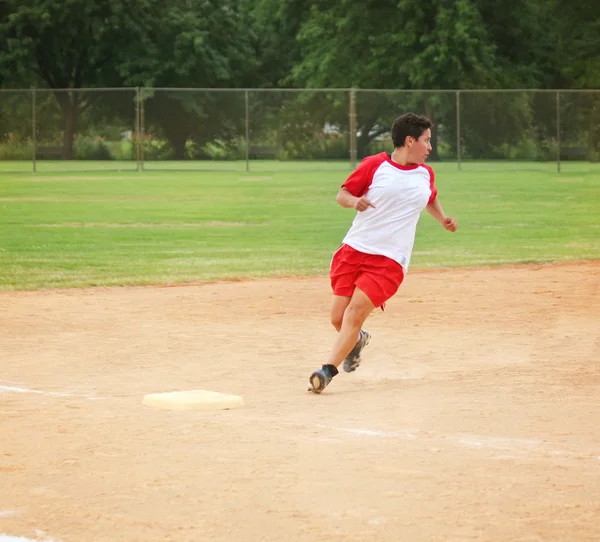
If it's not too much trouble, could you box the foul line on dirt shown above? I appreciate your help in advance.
[0,384,96,400]
[0,534,55,542]
[319,424,600,462]
[0,511,21,518]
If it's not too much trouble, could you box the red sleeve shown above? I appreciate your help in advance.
[423,164,437,204]
[341,153,385,197]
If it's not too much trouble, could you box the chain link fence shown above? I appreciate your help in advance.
[1,88,599,173]
[0,88,138,172]
[247,89,350,170]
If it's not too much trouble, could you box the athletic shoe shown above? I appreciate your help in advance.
[343,329,371,373]
[307,364,339,394]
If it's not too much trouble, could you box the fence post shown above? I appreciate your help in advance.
[349,88,357,169]
[32,88,36,173]
[456,90,461,172]
[245,90,250,172]
[140,90,145,171]
[556,91,561,173]
[135,87,140,172]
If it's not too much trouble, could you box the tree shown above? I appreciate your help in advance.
[548,0,600,160]
[0,0,260,160]
[120,0,257,159]
[290,0,498,158]
[243,0,314,88]
[0,0,156,158]
[475,0,560,87]
[292,0,496,90]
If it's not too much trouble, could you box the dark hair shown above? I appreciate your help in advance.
[391,113,433,148]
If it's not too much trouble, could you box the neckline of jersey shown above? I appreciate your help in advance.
[384,152,421,171]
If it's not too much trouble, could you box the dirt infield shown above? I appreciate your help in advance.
[1,263,599,542]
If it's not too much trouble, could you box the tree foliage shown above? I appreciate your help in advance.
[0,0,599,161]
[0,0,154,157]
[118,0,256,159]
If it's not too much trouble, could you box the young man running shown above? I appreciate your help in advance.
[308,112,458,394]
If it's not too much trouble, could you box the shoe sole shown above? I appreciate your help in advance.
[308,372,326,394]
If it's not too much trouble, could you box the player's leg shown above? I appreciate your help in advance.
[308,287,374,393]
[330,244,371,362]
[341,256,404,373]
[308,254,404,394]
[330,295,351,331]
[332,293,371,371]
[326,287,374,368]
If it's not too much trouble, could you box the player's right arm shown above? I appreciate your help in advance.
[336,188,376,211]
[336,155,380,212]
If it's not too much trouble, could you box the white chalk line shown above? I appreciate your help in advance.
[0,534,56,542]
[0,510,21,518]
[336,427,417,439]
[317,424,599,462]
[0,384,96,400]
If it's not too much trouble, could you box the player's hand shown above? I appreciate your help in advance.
[443,217,457,232]
[354,197,375,212]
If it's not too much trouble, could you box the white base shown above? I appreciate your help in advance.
[142,389,244,411]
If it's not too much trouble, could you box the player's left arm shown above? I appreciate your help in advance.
[426,197,458,232]
[423,166,457,232]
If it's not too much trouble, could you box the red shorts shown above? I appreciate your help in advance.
[329,244,405,308]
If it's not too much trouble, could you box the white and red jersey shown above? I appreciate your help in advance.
[340,152,437,272]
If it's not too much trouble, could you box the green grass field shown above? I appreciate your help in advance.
[1,162,599,290]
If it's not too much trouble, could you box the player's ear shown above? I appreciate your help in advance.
[405,136,414,148]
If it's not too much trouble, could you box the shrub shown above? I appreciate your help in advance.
[73,136,113,160]
[0,141,34,160]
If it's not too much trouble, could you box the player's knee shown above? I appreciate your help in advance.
[331,312,344,331]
